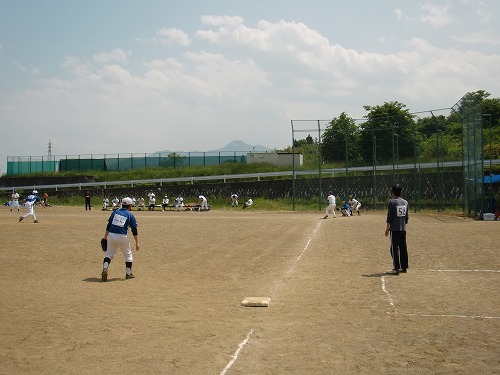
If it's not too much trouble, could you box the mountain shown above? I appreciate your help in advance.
[154,140,273,156]
[208,140,273,153]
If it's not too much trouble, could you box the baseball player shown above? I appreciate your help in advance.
[340,201,352,216]
[162,195,170,211]
[385,185,409,275]
[230,193,238,207]
[19,190,45,223]
[242,197,253,209]
[147,191,156,211]
[101,197,139,282]
[323,192,337,219]
[198,195,208,211]
[175,195,184,211]
[10,190,21,214]
[102,197,110,211]
[111,196,120,209]
[349,195,362,216]
[136,197,145,211]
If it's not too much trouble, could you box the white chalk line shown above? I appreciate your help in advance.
[380,276,395,308]
[426,269,500,273]
[405,313,500,320]
[268,220,322,298]
[220,329,254,375]
[381,269,500,320]
[221,220,322,374]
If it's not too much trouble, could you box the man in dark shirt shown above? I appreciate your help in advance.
[385,185,409,275]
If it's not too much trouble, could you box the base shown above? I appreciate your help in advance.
[241,297,271,307]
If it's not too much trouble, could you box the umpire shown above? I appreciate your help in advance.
[384,185,409,275]
[101,197,140,282]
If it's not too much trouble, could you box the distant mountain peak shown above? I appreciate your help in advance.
[154,140,272,156]
[209,140,272,153]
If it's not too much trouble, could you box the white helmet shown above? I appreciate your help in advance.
[121,197,133,206]
[32,190,38,194]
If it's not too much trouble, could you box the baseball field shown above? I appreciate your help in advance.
[1,205,499,375]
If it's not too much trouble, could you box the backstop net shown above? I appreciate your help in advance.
[452,93,484,217]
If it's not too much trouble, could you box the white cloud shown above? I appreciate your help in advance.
[394,8,417,24]
[147,28,192,46]
[475,0,494,23]
[93,48,129,63]
[420,3,454,28]
[452,29,500,44]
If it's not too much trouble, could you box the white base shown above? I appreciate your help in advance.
[241,297,271,307]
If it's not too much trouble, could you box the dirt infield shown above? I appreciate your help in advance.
[1,206,499,375]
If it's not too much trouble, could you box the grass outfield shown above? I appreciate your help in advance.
[1,206,499,374]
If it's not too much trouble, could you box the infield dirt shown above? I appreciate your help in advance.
[1,206,499,374]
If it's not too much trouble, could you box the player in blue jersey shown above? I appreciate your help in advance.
[101,197,140,282]
[19,190,45,223]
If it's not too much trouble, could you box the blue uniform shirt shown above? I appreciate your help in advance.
[25,194,40,204]
[108,208,138,235]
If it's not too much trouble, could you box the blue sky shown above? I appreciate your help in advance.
[1,0,499,174]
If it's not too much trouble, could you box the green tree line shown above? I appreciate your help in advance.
[281,90,500,167]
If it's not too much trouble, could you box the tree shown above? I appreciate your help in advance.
[359,101,416,163]
[322,112,360,164]
[280,137,319,166]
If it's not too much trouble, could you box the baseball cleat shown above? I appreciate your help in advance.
[34,220,38,223]
[101,268,108,282]
[323,215,328,219]
[386,269,399,275]
[125,274,135,279]
[19,217,23,222]
[399,269,407,273]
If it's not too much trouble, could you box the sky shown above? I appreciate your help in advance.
[1,0,500,174]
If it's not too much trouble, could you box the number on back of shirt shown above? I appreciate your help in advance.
[396,205,407,217]
[112,214,127,227]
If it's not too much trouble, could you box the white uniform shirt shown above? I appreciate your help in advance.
[327,195,336,205]
[148,192,156,204]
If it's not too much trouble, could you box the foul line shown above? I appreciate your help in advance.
[381,269,500,320]
[220,330,254,375]
[405,313,500,320]
[221,220,322,374]
[426,269,500,273]
[269,220,322,297]
[380,276,395,308]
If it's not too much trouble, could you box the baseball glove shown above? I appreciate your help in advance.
[100,238,107,252]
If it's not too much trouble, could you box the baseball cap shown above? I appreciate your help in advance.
[122,197,133,206]
[32,190,38,194]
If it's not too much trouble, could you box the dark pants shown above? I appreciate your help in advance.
[85,199,91,210]
[390,231,408,270]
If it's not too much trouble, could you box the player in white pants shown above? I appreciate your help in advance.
[199,195,208,211]
[243,197,253,209]
[19,190,44,223]
[10,190,21,214]
[230,193,238,207]
[101,197,139,281]
[349,195,362,216]
[323,192,337,219]
[175,195,184,211]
